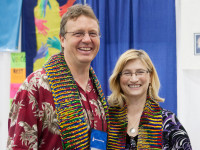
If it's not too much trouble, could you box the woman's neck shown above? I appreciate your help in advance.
[127,94,146,115]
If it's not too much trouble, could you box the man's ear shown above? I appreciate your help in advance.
[60,35,65,47]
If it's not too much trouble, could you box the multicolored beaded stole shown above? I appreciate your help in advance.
[43,53,108,149]
[107,98,162,149]
[137,97,162,149]
[107,105,127,149]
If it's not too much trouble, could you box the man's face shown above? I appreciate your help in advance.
[60,15,100,66]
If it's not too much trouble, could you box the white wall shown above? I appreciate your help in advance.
[176,0,200,149]
[0,16,21,149]
[0,52,11,149]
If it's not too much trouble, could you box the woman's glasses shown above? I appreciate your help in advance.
[120,69,149,79]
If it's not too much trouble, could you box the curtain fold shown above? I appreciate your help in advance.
[88,0,177,113]
[21,0,177,113]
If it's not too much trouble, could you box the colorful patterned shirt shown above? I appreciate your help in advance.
[7,68,107,150]
[76,79,107,132]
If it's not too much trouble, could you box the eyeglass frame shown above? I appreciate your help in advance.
[119,69,150,78]
[64,31,101,39]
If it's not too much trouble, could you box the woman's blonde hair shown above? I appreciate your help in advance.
[108,49,164,108]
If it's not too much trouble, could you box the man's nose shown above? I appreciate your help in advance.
[82,33,92,42]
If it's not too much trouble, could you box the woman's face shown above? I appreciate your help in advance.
[119,59,151,100]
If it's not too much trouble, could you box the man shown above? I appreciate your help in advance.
[7,4,108,149]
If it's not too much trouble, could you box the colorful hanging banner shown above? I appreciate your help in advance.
[10,52,26,106]
[22,0,81,76]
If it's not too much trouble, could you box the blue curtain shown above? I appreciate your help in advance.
[22,0,177,113]
[87,0,177,114]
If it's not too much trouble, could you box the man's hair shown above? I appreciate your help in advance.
[59,4,99,37]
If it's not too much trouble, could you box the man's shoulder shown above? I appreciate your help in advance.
[25,68,48,84]
[27,68,46,78]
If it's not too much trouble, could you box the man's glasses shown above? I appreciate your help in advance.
[119,69,149,79]
[64,31,100,39]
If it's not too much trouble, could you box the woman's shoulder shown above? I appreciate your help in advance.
[161,108,180,127]
[161,109,192,149]
[161,108,175,117]
[161,108,184,131]
[108,104,127,117]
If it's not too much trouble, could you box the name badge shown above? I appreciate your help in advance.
[90,129,107,150]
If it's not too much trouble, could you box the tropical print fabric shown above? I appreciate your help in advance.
[7,68,107,150]
[76,80,107,132]
[7,68,62,150]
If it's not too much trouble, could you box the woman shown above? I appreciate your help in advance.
[107,49,192,149]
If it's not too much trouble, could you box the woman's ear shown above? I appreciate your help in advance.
[149,72,152,84]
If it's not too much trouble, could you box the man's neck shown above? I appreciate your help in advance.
[66,61,90,91]
[73,72,90,91]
